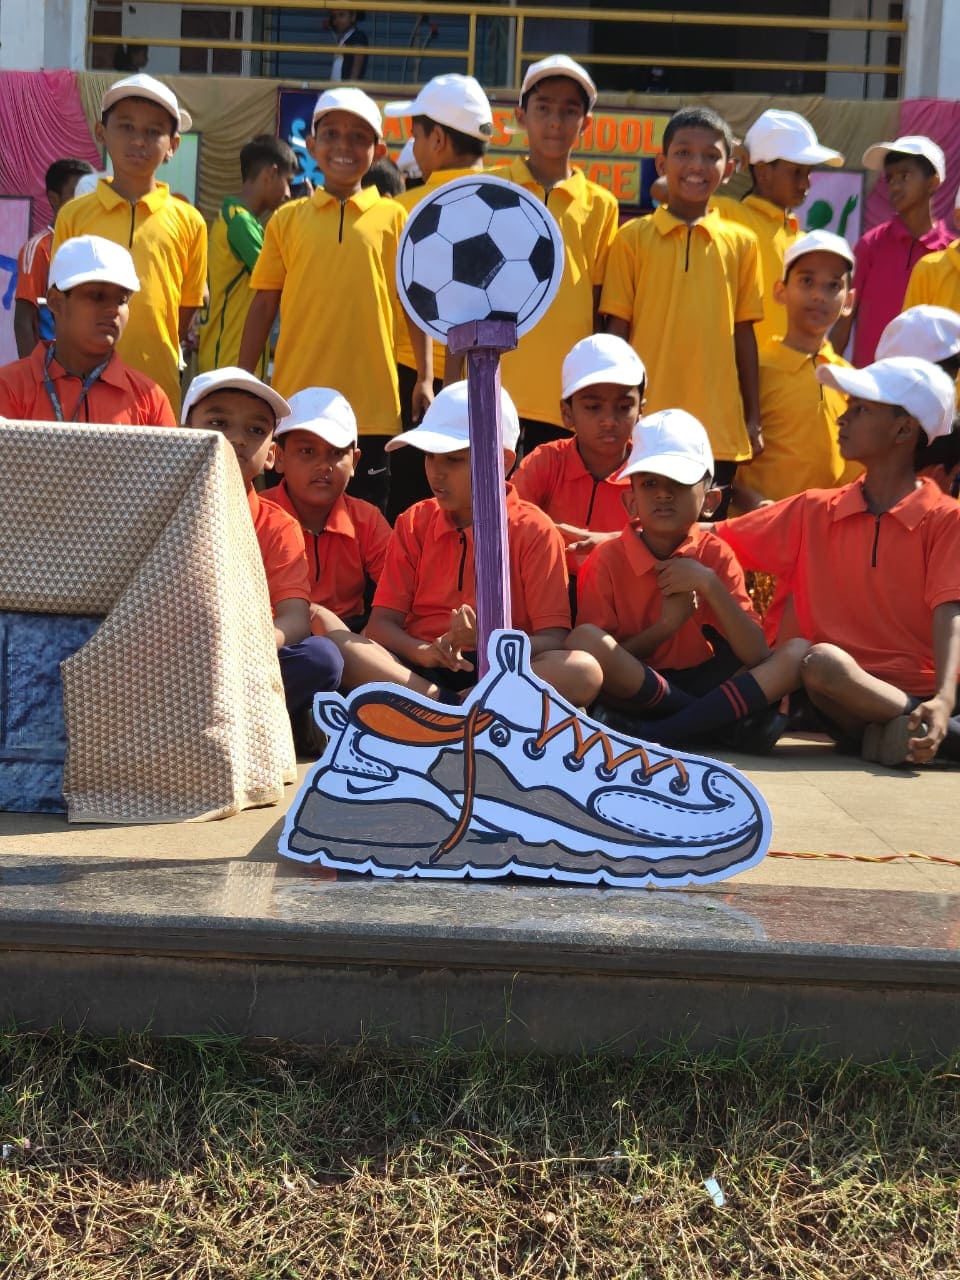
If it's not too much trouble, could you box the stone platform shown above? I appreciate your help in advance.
[1,735,958,1060]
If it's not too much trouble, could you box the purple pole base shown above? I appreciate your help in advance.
[447,320,518,679]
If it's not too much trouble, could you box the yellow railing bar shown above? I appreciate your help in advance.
[466,10,477,78]
[513,14,525,91]
[88,35,903,80]
[88,0,906,33]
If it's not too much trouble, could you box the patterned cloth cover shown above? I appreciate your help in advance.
[0,421,297,823]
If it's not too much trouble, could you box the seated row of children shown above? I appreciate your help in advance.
[1,224,958,768]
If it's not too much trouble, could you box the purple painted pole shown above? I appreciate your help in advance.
[447,319,518,679]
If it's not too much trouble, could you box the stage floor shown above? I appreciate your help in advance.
[1,734,958,1059]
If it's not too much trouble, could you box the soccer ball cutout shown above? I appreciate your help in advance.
[398,175,564,344]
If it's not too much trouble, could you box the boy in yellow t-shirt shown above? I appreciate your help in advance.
[601,105,762,511]
[239,87,432,513]
[198,134,297,377]
[490,55,619,459]
[734,230,860,511]
[52,74,207,412]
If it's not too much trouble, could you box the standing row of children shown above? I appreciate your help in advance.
[2,67,958,767]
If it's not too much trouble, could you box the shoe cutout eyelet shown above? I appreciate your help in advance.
[595,765,617,782]
[523,738,546,760]
[489,724,510,748]
[563,753,585,771]
[631,769,652,786]
[669,776,690,796]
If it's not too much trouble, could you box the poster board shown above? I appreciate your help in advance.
[0,197,33,367]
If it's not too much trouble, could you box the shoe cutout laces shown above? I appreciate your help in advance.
[429,690,690,863]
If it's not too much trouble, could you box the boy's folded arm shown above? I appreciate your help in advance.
[657,557,768,667]
[365,606,439,668]
[273,596,311,649]
[237,290,281,372]
[603,315,630,341]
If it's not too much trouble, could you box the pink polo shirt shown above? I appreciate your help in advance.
[851,216,954,367]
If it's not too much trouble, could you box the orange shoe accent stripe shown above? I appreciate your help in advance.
[356,700,492,745]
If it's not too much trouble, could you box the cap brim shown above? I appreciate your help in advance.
[385,426,470,453]
[792,143,844,167]
[815,365,883,402]
[520,68,597,109]
[102,86,190,133]
[383,100,418,118]
[183,378,291,425]
[563,364,645,399]
[51,270,140,294]
[275,421,357,448]
[621,455,710,484]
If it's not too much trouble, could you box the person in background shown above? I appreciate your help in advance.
[329,10,368,81]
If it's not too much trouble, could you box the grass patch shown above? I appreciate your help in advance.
[0,1031,958,1278]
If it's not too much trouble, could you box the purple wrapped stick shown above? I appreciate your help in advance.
[447,319,518,679]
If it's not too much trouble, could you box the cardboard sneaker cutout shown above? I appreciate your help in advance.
[279,175,772,887]
[280,629,771,887]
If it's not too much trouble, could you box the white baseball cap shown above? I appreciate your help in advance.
[561,334,647,399]
[275,387,358,448]
[385,380,520,454]
[181,368,291,426]
[48,235,140,294]
[384,75,493,142]
[312,87,383,139]
[396,137,422,180]
[876,307,960,364]
[621,409,715,485]
[783,229,854,273]
[816,357,956,440]
[520,54,597,112]
[744,109,844,167]
[72,172,105,199]
[101,73,191,133]
[862,135,946,184]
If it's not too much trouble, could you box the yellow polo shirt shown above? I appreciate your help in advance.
[250,185,406,436]
[395,166,484,382]
[903,241,960,312]
[736,337,862,503]
[199,196,266,376]
[488,159,620,428]
[715,193,800,347]
[600,206,763,462]
[52,179,207,410]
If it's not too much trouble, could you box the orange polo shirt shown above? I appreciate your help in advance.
[262,479,391,622]
[512,435,631,572]
[600,205,763,462]
[714,478,960,695]
[248,487,311,610]
[15,227,52,309]
[577,523,758,671]
[373,483,571,641]
[0,343,176,425]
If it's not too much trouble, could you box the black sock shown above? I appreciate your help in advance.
[641,672,770,746]
[624,665,694,715]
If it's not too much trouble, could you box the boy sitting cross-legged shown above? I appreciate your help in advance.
[365,380,603,708]
[569,410,808,752]
[263,386,392,632]
[181,368,344,753]
[512,333,645,582]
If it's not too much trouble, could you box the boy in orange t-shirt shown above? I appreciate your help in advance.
[264,386,391,632]
[570,410,807,751]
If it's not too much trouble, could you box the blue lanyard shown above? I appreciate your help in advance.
[43,345,110,423]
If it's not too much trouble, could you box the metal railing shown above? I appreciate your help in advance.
[88,1,906,91]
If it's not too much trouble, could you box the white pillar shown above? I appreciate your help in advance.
[903,0,946,98]
[45,0,90,71]
[0,0,46,69]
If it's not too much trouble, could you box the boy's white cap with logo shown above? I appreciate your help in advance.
[520,54,598,111]
[816,357,956,440]
[384,75,493,141]
[312,87,383,139]
[385,381,520,453]
[275,387,358,448]
[876,306,960,364]
[181,367,292,426]
[621,409,715,485]
[73,172,105,200]
[783,229,854,273]
[101,73,191,133]
[562,334,647,398]
[744,109,844,167]
[48,235,140,294]
[862,135,946,183]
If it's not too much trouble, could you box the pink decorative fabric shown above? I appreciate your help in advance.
[863,99,960,233]
[0,71,101,233]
